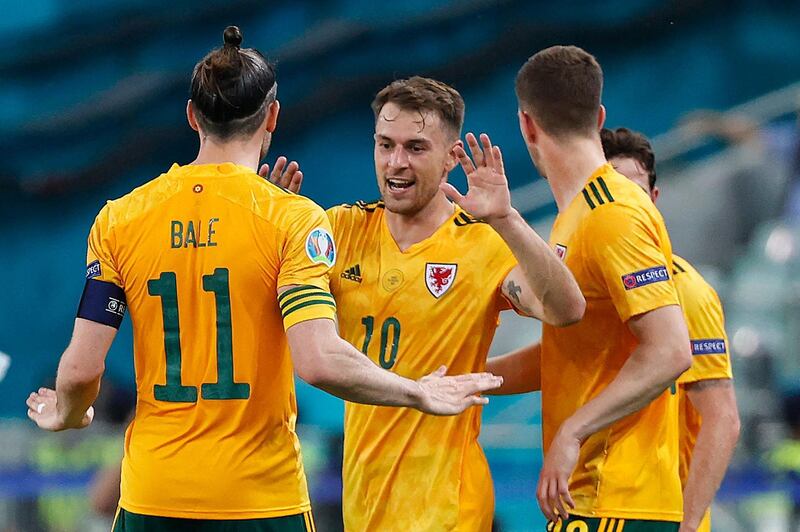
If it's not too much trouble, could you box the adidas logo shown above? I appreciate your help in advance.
[341,264,362,283]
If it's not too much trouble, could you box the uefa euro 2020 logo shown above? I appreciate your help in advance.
[305,228,336,267]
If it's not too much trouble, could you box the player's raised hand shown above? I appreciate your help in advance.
[26,387,94,432]
[441,132,513,223]
[536,428,578,523]
[414,365,503,416]
[259,156,303,193]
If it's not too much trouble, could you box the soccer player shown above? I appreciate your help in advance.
[326,77,585,531]
[489,127,741,532]
[602,127,740,532]
[25,27,502,532]
[507,46,693,530]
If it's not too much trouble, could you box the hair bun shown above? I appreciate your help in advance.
[223,26,243,48]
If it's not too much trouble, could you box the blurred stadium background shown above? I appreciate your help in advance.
[2,0,800,530]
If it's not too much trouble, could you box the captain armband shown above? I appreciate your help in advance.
[77,279,127,329]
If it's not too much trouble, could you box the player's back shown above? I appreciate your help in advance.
[542,164,683,521]
[91,162,328,519]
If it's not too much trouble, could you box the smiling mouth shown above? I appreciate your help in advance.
[386,178,415,191]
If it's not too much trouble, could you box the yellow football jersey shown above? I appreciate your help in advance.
[327,201,518,532]
[541,164,683,522]
[673,254,733,532]
[83,162,337,519]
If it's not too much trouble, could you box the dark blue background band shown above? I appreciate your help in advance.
[77,279,127,329]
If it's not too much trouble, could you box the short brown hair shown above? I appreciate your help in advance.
[600,127,657,189]
[371,76,465,139]
[515,45,603,137]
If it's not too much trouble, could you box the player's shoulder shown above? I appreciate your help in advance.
[580,169,664,234]
[672,254,721,304]
[327,199,385,226]
[99,169,181,229]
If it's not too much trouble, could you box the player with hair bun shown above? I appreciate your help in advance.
[25,27,502,532]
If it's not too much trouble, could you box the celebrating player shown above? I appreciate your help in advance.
[326,77,585,531]
[508,46,693,530]
[25,28,502,532]
[489,127,741,532]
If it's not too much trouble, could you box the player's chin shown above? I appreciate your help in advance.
[383,196,420,215]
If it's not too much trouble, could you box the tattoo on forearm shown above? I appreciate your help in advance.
[686,378,733,391]
[507,280,522,306]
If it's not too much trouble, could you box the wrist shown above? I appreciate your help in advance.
[486,207,520,230]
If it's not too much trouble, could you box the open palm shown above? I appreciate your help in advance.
[441,132,512,222]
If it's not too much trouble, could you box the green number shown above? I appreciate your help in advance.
[361,316,401,370]
[148,268,249,402]
[361,316,374,354]
[201,268,250,400]
[148,272,198,403]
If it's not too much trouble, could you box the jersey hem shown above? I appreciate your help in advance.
[571,508,682,521]
[119,501,312,520]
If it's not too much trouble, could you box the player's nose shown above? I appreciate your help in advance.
[388,146,409,169]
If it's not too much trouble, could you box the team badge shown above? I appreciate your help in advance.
[305,228,336,267]
[425,263,457,298]
[554,244,567,261]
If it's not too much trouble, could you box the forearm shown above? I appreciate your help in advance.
[485,343,541,395]
[681,381,740,530]
[681,417,738,529]
[489,210,583,325]
[561,343,681,441]
[309,337,421,407]
[55,347,103,427]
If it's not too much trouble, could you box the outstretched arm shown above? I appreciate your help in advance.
[485,342,541,395]
[27,318,115,431]
[442,133,584,326]
[286,314,502,416]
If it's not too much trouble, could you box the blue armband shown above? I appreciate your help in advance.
[76,279,127,328]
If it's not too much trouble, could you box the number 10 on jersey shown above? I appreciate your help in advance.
[361,316,401,370]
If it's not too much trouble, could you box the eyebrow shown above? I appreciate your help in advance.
[375,134,433,146]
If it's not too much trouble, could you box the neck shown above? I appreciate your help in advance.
[191,135,263,171]
[543,136,607,212]
[385,192,454,252]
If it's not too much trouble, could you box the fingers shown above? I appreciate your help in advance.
[258,163,270,178]
[537,476,554,522]
[461,373,503,395]
[439,182,466,205]
[270,156,288,181]
[26,392,39,412]
[479,133,496,170]
[492,145,505,175]
[553,476,571,521]
[432,365,447,377]
[288,170,303,194]
[465,133,485,168]
[453,145,476,176]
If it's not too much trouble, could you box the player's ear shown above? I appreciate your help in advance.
[266,100,280,133]
[597,104,607,130]
[445,139,463,172]
[186,100,200,132]
[518,109,536,144]
[651,185,660,203]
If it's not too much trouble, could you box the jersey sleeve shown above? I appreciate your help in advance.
[676,280,733,384]
[277,201,337,330]
[584,204,679,322]
[77,203,127,328]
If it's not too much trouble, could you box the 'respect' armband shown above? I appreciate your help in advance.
[77,279,127,329]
